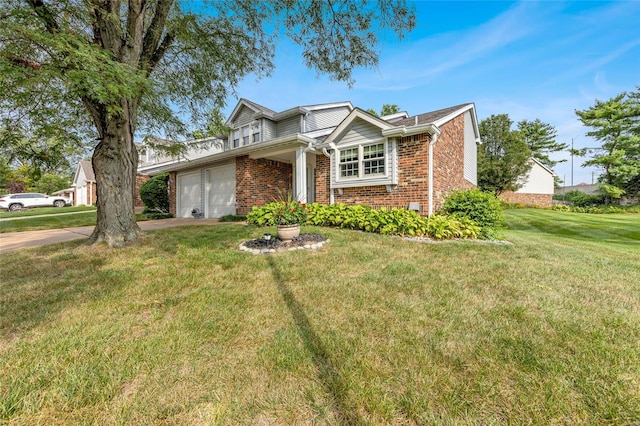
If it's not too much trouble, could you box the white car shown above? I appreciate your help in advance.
[0,193,72,211]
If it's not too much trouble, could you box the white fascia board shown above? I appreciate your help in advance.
[381,111,409,121]
[432,103,481,143]
[302,101,354,111]
[142,134,315,174]
[381,123,440,138]
[302,127,337,139]
[320,109,394,147]
[225,99,262,126]
[274,106,308,120]
[531,157,556,176]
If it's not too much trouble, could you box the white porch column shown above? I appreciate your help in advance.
[295,146,307,203]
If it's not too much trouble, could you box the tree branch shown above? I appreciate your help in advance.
[26,0,60,34]
[140,0,173,70]
[5,55,42,70]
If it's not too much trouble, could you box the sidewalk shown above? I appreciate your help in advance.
[0,218,223,253]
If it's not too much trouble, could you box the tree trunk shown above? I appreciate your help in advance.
[86,103,141,248]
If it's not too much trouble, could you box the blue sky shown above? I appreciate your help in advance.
[223,0,640,187]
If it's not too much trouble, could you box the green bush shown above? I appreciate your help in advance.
[441,189,504,237]
[570,192,605,207]
[249,202,481,240]
[246,200,308,226]
[552,204,639,214]
[140,173,169,213]
[219,214,247,222]
[144,212,173,220]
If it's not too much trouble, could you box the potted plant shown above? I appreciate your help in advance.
[273,199,308,241]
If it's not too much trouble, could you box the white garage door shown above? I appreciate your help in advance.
[177,171,201,218]
[206,163,236,218]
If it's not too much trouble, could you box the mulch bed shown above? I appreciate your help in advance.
[242,233,327,250]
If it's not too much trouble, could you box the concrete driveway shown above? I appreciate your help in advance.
[0,218,223,252]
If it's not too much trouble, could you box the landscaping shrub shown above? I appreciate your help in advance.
[219,214,247,222]
[569,191,605,207]
[140,173,169,213]
[551,204,640,214]
[441,189,504,237]
[246,200,308,226]
[249,202,481,240]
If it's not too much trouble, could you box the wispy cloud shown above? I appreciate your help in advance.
[355,1,550,90]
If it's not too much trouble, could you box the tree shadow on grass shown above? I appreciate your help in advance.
[0,244,129,339]
[266,255,363,425]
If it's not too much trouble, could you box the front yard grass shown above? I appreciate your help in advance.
[0,210,638,424]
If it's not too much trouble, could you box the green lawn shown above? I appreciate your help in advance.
[0,205,96,219]
[1,210,638,424]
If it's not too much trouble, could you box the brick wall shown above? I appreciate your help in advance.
[315,155,331,204]
[500,191,553,208]
[432,114,474,210]
[235,156,292,214]
[168,171,177,216]
[134,174,150,208]
[314,113,474,214]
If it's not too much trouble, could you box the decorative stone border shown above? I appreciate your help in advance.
[239,238,330,255]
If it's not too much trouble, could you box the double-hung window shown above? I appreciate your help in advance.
[339,148,359,177]
[242,126,250,145]
[252,123,260,143]
[363,143,385,175]
[233,129,240,148]
[339,142,386,179]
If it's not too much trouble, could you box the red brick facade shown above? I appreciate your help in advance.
[313,114,474,215]
[499,191,553,208]
[168,171,177,216]
[432,114,475,210]
[235,156,292,214]
[134,174,150,208]
[314,155,331,205]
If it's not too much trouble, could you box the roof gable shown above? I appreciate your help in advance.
[73,160,95,185]
[321,108,394,146]
[226,98,277,126]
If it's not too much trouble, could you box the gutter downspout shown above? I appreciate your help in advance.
[428,132,439,216]
[322,143,336,204]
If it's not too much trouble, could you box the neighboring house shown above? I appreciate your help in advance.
[138,98,481,218]
[499,158,555,207]
[72,160,97,206]
[72,160,149,209]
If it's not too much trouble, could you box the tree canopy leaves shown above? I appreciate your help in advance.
[576,87,640,198]
[478,114,532,195]
[517,119,567,169]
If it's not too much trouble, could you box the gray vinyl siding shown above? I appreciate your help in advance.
[340,119,384,145]
[235,106,256,127]
[276,115,302,137]
[463,111,478,185]
[262,119,276,141]
[305,107,350,132]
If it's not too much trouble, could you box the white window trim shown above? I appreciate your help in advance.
[331,138,397,189]
[336,140,388,182]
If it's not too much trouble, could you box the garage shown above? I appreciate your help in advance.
[206,163,236,218]
[177,171,201,218]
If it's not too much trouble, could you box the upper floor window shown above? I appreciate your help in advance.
[242,126,250,145]
[233,129,240,148]
[339,142,386,179]
[252,123,260,143]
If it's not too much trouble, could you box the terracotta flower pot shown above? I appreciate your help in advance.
[277,224,300,241]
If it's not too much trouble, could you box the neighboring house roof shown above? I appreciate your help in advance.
[72,160,95,187]
[530,157,555,176]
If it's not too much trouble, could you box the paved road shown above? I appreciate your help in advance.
[0,218,223,252]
